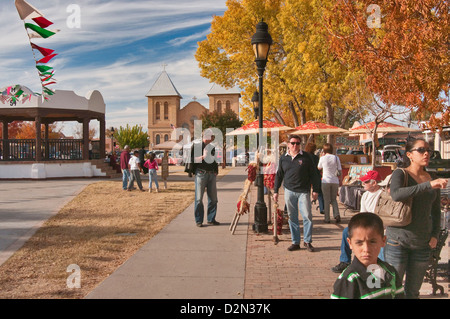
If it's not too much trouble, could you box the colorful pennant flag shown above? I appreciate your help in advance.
[30,43,54,56]
[15,0,58,101]
[15,0,43,20]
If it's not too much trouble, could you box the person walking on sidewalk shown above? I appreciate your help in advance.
[120,145,131,190]
[273,134,321,252]
[127,150,145,192]
[193,129,219,227]
[318,143,342,223]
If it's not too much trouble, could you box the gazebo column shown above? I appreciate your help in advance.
[99,116,106,159]
[35,116,42,161]
[44,123,50,160]
[83,117,90,160]
[2,119,9,160]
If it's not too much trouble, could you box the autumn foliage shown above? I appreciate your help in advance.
[324,0,449,129]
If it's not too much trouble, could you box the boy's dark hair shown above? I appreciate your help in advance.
[133,150,139,155]
[348,213,384,238]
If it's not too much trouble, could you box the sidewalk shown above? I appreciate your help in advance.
[0,178,99,266]
[86,166,250,299]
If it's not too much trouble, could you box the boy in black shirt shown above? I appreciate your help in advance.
[331,213,404,299]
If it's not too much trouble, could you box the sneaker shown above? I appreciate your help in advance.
[335,215,341,223]
[196,223,203,227]
[207,220,220,225]
[303,242,315,252]
[331,262,350,273]
[287,244,301,251]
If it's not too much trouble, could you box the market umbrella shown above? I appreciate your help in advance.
[226,120,293,136]
[289,121,348,135]
[348,121,421,134]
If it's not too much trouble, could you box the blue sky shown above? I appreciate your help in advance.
[0,0,228,136]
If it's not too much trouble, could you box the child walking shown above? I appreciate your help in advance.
[144,152,159,193]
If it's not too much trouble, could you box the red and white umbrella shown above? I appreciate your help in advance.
[349,121,420,134]
[226,120,293,136]
[289,121,347,135]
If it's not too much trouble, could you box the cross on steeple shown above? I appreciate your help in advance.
[161,63,168,71]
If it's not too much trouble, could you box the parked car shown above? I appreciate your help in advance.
[426,150,450,178]
[336,148,349,155]
[236,152,255,165]
[346,149,365,155]
[378,145,405,163]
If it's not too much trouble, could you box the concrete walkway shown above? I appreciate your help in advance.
[0,178,100,266]
[86,166,250,299]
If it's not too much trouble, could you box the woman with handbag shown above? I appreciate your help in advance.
[385,138,447,298]
[318,143,342,223]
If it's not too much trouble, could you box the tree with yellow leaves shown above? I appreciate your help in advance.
[196,0,369,135]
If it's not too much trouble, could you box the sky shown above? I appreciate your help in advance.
[0,0,228,136]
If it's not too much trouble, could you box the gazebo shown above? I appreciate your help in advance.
[0,84,107,179]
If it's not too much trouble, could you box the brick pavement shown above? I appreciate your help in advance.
[242,188,449,299]
[243,188,350,299]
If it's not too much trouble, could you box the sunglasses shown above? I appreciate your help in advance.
[290,142,301,145]
[362,180,372,184]
[410,147,432,154]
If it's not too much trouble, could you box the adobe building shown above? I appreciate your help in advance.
[145,71,241,148]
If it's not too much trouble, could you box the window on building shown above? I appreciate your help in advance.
[217,100,222,113]
[164,134,169,142]
[164,102,169,120]
[226,100,231,111]
[156,135,160,145]
[156,102,161,120]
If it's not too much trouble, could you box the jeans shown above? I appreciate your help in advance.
[321,183,340,221]
[284,188,313,244]
[121,169,130,190]
[194,169,218,224]
[148,169,159,189]
[384,237,430,299]
[339,227,385,263]
[128,169,143,190]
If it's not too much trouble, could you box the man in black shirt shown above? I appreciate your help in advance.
[193,129,219,227]
[273,135,321,252]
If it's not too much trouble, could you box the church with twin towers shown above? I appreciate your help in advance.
[145,70,241,148]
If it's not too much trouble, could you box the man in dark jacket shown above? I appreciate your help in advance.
[273,135,321,252]
[193,129,219,227]
[120,145,131,190]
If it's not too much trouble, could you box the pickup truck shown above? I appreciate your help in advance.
[426,151,450,178]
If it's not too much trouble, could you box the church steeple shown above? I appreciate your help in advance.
[146,71,182,98]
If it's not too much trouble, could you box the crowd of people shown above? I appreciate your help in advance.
[274,135,446,299]
[115,132,447,299]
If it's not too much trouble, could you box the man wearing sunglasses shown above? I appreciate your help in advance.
[273,135,321,252]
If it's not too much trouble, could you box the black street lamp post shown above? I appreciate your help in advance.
[251,20,272,233]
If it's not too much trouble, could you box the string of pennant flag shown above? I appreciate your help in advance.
[0,0,59,104]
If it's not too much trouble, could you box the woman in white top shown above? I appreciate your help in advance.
[318,143,342,223]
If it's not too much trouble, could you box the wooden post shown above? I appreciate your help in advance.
[35,116,42,161]
[161,150,169,189]
[2,119,9,160]
[83,118,89,160]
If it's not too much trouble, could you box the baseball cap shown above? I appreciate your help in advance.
[360,170,381,182]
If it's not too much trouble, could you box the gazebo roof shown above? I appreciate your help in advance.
[0,84,105,121]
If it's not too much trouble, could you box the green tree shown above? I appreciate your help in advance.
[200,108,243,168]
[113,124,149,150]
